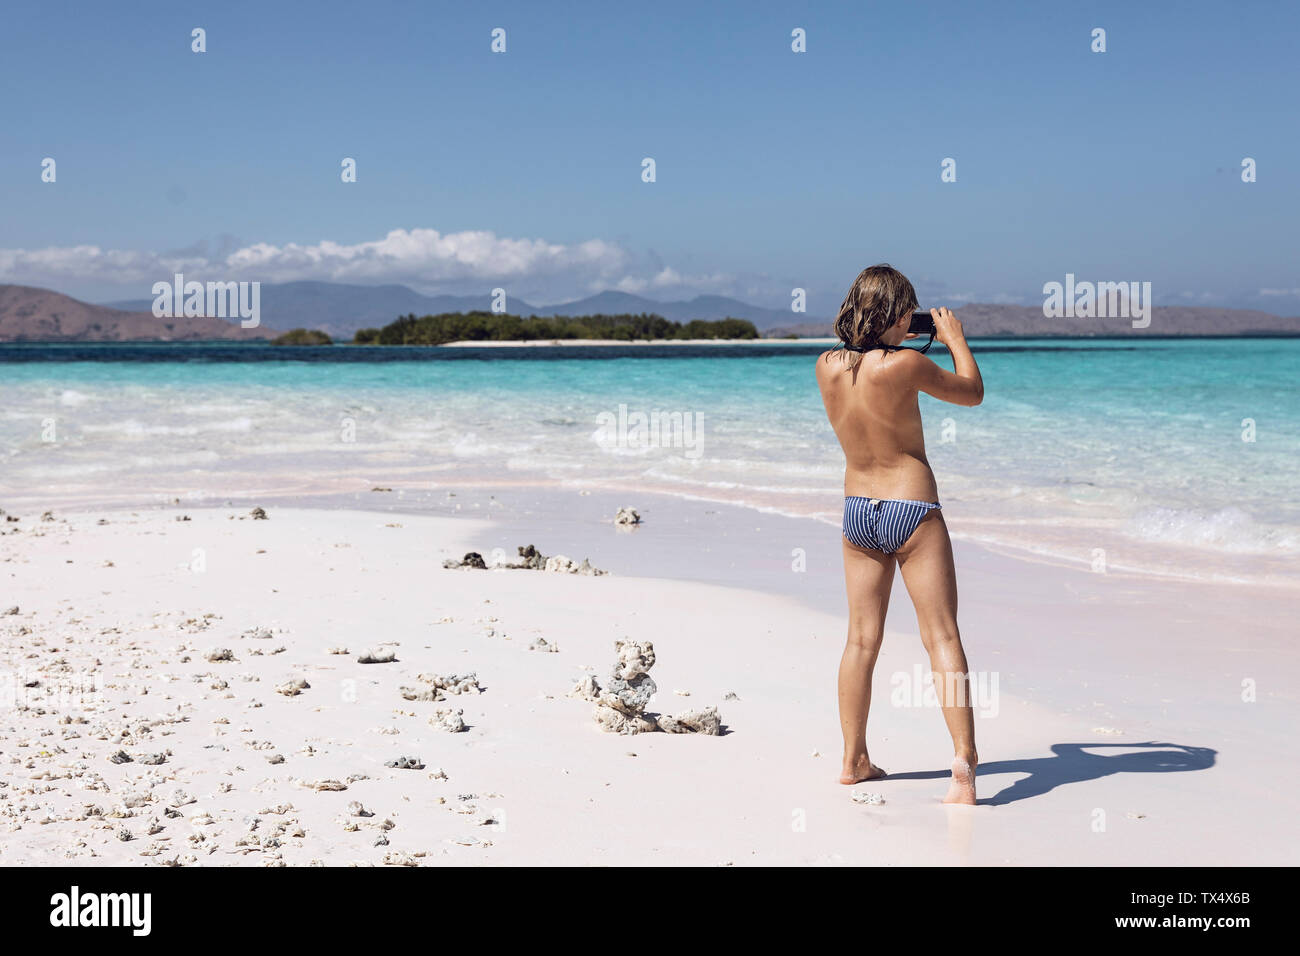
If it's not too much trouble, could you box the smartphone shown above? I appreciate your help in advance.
[909,312,936,334]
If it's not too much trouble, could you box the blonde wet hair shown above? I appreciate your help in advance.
[831,264,918,363]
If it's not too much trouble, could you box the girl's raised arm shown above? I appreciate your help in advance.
[898,308,983,406]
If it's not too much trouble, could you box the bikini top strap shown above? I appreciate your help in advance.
[837,340,898,354]
[837,336,934,355]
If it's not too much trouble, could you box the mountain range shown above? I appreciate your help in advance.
[766,302,1300,338]
[103,282,802,338]
[0,281,1295,342]
[105,281,1300,338]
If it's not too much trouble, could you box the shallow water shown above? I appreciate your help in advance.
[2,338,1296,584]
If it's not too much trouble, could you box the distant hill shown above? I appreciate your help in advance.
[105,281,799,337]
[104,280,436,338]
[538,291,797,331]
[767,303,1300,338]
[11,274,1282,342]
[102,280,1300,339]
[1,285,278,342]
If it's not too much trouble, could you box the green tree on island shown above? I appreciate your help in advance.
[351,312,759,345]
[271,329,333,345]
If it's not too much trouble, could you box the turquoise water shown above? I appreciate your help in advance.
[1,339,1296,582]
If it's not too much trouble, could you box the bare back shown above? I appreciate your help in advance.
[815,348,939,501]
[821,302,983,803]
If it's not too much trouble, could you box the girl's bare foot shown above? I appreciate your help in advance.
[840,753,887,785]
[943,756,977,804]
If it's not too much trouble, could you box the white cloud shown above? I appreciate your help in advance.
[1259,288,1300,297]
[221,229,633,284]
[0,229,631,287]
[608,266,736,295]
[0,228,750,303]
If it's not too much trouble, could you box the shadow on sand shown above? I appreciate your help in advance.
[882,742,1217,806]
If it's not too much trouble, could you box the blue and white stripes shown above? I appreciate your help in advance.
[842,495,941,554]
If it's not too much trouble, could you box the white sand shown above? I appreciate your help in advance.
[1,505,1295,865]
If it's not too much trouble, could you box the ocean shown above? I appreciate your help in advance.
[1,338,1296,585]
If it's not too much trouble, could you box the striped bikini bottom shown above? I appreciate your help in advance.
[842,495,941,554]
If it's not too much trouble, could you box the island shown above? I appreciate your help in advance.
[351,311,759,345]
[270,328,333,345]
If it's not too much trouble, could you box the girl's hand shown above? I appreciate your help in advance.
[931,307,964,346]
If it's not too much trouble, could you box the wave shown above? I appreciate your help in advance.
[1130,505,1300,554]
[80,417,253,437]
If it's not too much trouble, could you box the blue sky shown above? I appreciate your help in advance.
[1,0,1297,315]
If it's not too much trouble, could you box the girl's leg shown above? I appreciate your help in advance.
[838,537,896,784]
[895,511,978,804]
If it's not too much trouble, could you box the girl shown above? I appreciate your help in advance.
[815,264,983,804]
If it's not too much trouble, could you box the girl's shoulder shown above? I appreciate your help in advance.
[815,348,844,370]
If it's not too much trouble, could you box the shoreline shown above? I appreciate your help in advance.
[13,482,1300,709]
[439,337,804,347]
[7,476,1293,591]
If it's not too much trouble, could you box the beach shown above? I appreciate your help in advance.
[2,485,1296,866]
[2,337,1297,866]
